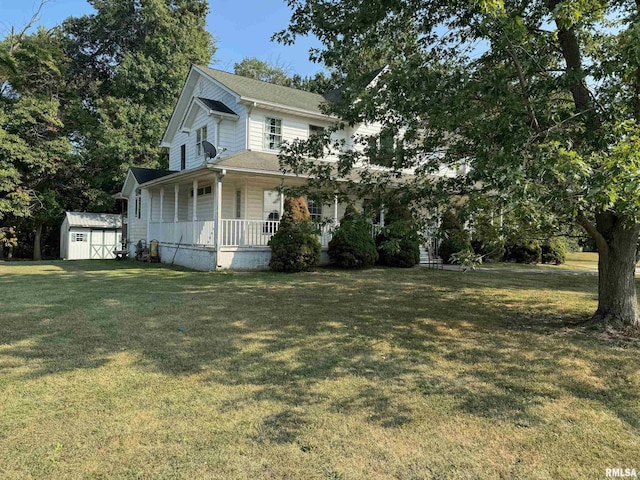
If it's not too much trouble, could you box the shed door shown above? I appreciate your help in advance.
[90,230,118,259]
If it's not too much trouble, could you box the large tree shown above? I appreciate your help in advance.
[0,28,76,259]
[62,0,215,206]
[234,56,336,93]
[276,0,640,328]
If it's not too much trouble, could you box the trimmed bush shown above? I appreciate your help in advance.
[376,200,420,268]
[328,206,378,268]
[269,197,321,272]
[505,240,542,264]
[439,209,473,264]
[541,238,567,265]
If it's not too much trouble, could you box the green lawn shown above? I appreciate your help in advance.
[479,251,602,271]
[1,260,639,479]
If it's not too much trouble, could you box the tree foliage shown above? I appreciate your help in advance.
[62,0,215,206]
[0,28,79,258]
[277,0,640,327]
[234,56,337,93]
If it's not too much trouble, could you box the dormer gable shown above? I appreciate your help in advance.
[179,97,239,134]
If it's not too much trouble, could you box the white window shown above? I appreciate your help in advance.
[196,125,208,156]
[71,233,87,242]
[264,117,282,150]
[263,190,280,220]
[307,198,322,222]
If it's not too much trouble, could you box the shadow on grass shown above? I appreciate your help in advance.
[1,261,639,440]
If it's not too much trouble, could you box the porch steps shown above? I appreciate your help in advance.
[419,245,443,269]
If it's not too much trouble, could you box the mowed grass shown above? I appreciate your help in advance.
[479,251,603,272]
[0,261,639,479]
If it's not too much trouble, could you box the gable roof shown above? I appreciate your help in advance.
[65,212,122,229]
[130,167,177,184]
[196,66,329,114]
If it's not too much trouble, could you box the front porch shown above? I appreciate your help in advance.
[140,169,342,250]
[129,168,357,270]
[129,166,437,271]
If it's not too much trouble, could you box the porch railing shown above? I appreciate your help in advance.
[148,221,214,246]
[221,219,279,247]
[221,219,335,247]
[147,220,390,249]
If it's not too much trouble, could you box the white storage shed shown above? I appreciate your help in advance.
[60,212,123,260]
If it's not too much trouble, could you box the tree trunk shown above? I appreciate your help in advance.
[593,213,640,328]
[33,222,42,261]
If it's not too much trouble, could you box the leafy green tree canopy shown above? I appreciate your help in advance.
[62,0,215,205]
[276,0,640,327]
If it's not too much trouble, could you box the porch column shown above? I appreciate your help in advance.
[145,188,152,241]
[279,190,284,217]
[192,179,198,245]
[380,203,385,227]
[244,180,249,219]
[159,187,164,222]
[214,173,223,250]
[174,184,179,244]
[333,194,339,225]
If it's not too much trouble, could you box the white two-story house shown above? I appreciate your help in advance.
[118,65,420,270]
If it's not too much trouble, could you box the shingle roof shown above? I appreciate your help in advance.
[216,151,283,172]
[197,97,237,116]
[197,66,329,114]
[65,212,122,229]
[130,167,177,185]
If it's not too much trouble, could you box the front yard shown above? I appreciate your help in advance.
[1,261,639,479]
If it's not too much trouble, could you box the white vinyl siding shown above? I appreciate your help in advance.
[168,75,246,171]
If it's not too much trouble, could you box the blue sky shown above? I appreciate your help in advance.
[0,0,325,77]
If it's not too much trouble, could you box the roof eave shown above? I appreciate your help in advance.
[238,98,336,121]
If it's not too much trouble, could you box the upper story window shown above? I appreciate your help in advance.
[307,198,322,222]
[196,125,208,156]
[264,117,282,150]
[180,144,186,170]
[309,125,325,137]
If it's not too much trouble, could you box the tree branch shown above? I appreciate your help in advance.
[8,0,51,52]
[506,45,540,131]
[577,211,608,254]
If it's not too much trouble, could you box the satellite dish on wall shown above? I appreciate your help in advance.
[202,140,218,159]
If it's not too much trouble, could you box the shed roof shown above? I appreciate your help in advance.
[130,167,177,184]
[65,212,122,229]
